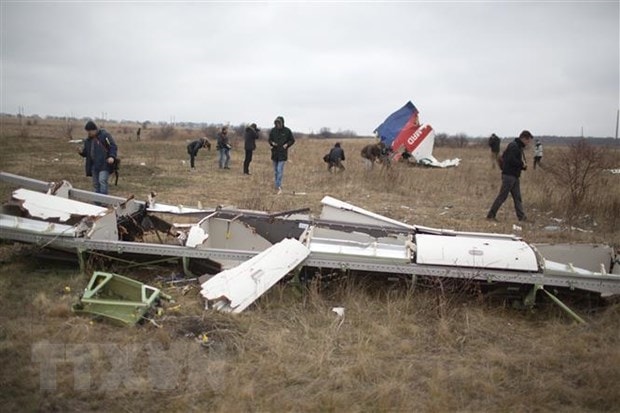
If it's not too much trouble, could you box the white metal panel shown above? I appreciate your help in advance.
[12,188,108,221]
[303,226,411,262]
[544,260,608,276]
[533,243,614,273]
[202,217,272,251]
[307,237,410,261]
[200,238,310,313]
[414,225,520,240]
[0,214,77,236]
[85,212,118,241]
[185,225,209,247]
[415,233,538,271]
[320,196,415,230]
[147,203,207,214]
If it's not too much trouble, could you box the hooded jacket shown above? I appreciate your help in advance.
[501,138,527,178]
[187,138,210,156]
[328,144,345,163]
[79,129,117,176]
[244,126,259,151]
[268,117,295,161]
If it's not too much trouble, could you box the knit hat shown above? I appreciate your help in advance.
[519,130,533,140]
[84,120,98,131]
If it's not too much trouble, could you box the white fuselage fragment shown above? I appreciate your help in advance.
[200,238,310,313]
[414,233,538,271]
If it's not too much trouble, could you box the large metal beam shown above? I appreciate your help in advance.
[3,227,618,296]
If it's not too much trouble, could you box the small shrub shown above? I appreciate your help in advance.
[151,124,176,140]
[545,140,612,226]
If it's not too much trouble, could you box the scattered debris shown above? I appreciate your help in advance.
[1,171,620,323]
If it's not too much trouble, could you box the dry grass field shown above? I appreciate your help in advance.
[1,116,620,412]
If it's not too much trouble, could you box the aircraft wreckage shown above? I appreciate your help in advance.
[1,171,619,323]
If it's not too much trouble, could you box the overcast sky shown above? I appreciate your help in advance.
[1,1,618,138]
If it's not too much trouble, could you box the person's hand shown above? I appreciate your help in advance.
[106,157,115,164]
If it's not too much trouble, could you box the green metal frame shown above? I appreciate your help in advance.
[72,271,171,325]
[524,284,586,324]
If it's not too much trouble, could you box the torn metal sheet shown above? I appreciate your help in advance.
[201,238,310,313]
[46,179,72,198]
[147,203,208,215]
[12,188,109,222]
[302,226,412,262]
[0,171,143,211]
[533,243,614,273]
[415,233,538,271]
[198,216,272,252]
[320,196,415,230]
[6,188,118,240]
[0,214,77,236]
[72,271,170,325]
[185,224,209,247]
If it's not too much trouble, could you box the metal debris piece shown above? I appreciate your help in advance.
[72,271,171,325]
[201,238,310,313]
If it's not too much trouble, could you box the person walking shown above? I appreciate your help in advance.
[488,133,500,168]
[77,120,118,195]
[268,116,295,194]
[187,137,211,169]
[216,126,231,169]
[533,140,543,169]
[243,123,260,175]
[327,142,346,173]
[486,130,534,222]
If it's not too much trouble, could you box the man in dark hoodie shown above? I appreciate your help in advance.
[486,130,534,222]
[327,142,346,172]
[243,123,260,175]
[268,116,295,194]
[488,133,500,168]
[77,120,118,194]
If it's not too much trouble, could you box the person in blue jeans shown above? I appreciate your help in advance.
[77,120,118,195]
[216,126,231,169]
[268,116,295,194]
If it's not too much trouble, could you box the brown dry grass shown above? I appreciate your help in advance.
[1,115,620,412]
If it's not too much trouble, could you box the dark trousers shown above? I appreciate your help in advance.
[487,174,526,220]
[328,160,345,172]
[190,154,196,168]
[533,156,542,169]
[243,150,253,174]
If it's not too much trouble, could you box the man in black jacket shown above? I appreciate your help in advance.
[77,120,118,194]
[243,123,260,175]
[486,130,533,221]
[187,137,211,169]
[327,142,346,172]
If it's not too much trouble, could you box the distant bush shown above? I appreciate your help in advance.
[545,139,616,227]
[150,124,176,140]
